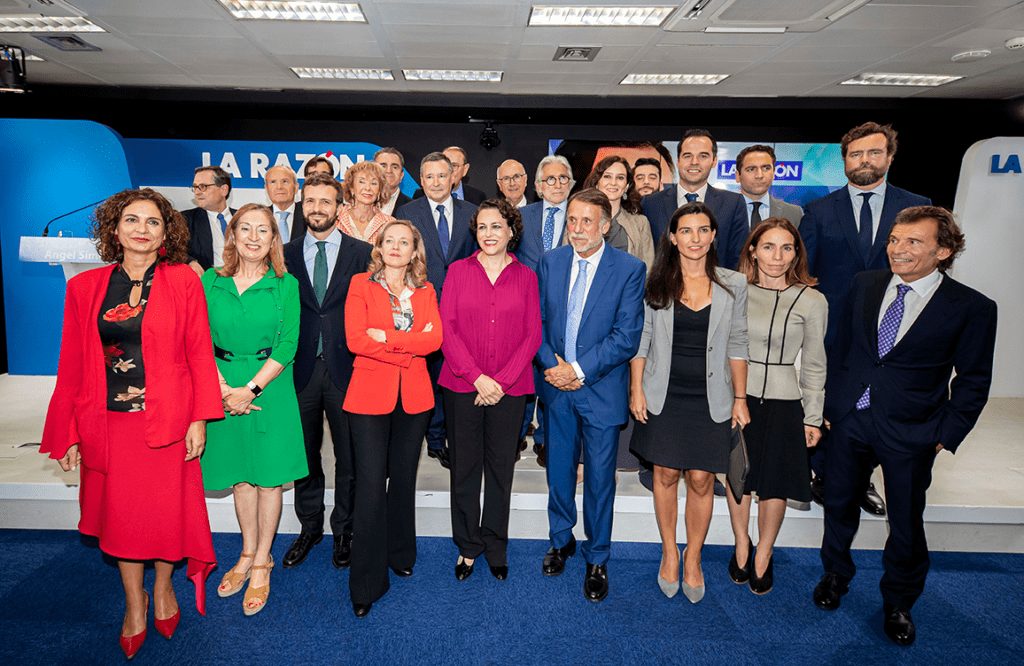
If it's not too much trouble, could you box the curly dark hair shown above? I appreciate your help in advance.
[891,205,965,272]
[470,198,523,253]
[90,188,190,265]
[583,155,642,215]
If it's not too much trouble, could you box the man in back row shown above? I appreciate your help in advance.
[413,146,486,204]
[734,144,803,231]
[183,165,236,273]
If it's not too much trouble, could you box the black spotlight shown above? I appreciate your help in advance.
[0,46,27,94]
[479,122,501,151]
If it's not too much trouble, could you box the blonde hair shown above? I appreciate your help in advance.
[368,219,428,288]
[217,203,287,278]
[341,161,388,209]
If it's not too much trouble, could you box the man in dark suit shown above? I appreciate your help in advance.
[395,151,478,468]
[280,173,373,570]
[536,188,645,602]
[496,159,530,208]
[374,147,412,216]
[641,129,747,269]
[304,155,334,178]
[412,146,486,205]
[734,144,803,231]
[182,165,236,272]
[632,157,662,198]
[813,206,996,646]
[266,165,306,242]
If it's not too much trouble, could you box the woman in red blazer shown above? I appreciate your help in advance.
[40,189,223,659]
[344,219,442,618]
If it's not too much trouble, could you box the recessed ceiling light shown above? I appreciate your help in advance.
[0,16,104,32]
[621,73,728,85]
[840,72,962,87]
[704,26,786,34]
[219,1,366,22]
[292,67,394,80]
[950,50,990,63]
[529,6,675,27]
[403,69,503,82]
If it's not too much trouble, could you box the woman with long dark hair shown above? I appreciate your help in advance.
[582,155,655,272]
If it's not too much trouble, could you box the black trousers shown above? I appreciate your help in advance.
[348,400,431,605]
[443,389,527,566]
[821,407,937,611]
[293,358,352,537]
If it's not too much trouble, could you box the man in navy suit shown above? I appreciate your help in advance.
[182,165,236,272]
[412,146,486,205]
[536,188,645,602]
[265,165,307,242]
[641,129,747,269]
[813,206,996,646]
[374,147,412,216]
[395,152,478,468]
[281,173,373,571]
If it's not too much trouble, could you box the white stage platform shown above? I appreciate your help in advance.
[2,374,1021,553]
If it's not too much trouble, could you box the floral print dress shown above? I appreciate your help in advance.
[98,263,155,412]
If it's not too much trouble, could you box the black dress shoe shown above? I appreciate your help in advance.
[728,537,753,584]
[427,447,450,469]
[883,603,916,646]
[542,537,576,576]
[282,531,323,569]
[860,483,887,516]
[813,572,849,610]
[810,474,825,506]
[584,563,609,602]
[353,603,372,618]
[332,534,352,569]
[748,552,773,595]
[455,559,474,581]
[489,565,508,580]
[713,479,727,497]
[533,442,546,468]
[390,565,413,578]
[526,423,535,437]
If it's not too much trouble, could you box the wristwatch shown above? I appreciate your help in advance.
[246,381,263,397]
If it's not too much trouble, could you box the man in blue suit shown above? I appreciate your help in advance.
[395,152,477,468]
[813,206,996,646]
[536,188,645,602]
[641,129,747,269]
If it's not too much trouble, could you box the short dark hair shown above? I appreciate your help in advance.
[194,165,232,195]
[304,156,334,177]
[891,206,964,272]
[634,157,662,176]
[301,171,343,204]
[567,187,612,226]
[678,129,718,158]
[374,147,405,168]
[471,198,524,252]
[841,122,898,159]
[420,151,452,174]
[736,145,776,170]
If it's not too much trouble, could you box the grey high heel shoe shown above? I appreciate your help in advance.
[680,547,705,604]
[657,546,680,598]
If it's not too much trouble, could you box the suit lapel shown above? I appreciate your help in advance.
[550,249,572,352]
[417,199,446,263]
[833,191,863,268]
[193,209,214,266]
[870,187,901,266]
[862,272,889,355]
[448,200,471,263]
[322,236,360,307]
[707,276,728,346]
[284,240,320,311]
[887,274,953,356]
[578,245,614,329]
[660,188,676,225]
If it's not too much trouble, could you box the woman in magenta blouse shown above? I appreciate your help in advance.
[439,198,542,582]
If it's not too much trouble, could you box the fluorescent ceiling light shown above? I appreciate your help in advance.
[530,6,675,27]
[621,73,728,85]
[0,16,104,32]
[840,72,962,87]
[219,1,366,22]
[292,67,393,80]
[0,51,43,61]
[403,69,503,82]
[704,26,786,34]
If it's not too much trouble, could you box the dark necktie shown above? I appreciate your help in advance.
[750,201,762,230]
[437,204,450,257]
[856,283,911,410]
[452,190,459,200]
[543,207,556,251]
[859,192,874,261]
[685,193,698,203]
[313,241,328,354]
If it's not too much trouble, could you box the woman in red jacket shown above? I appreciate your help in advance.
[344,219,442,618]
[40,189,223,660]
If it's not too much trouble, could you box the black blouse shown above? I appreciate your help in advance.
[98,263,156,412]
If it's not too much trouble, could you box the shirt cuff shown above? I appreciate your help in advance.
[571,361,585,383]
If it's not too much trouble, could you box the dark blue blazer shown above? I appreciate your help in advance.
[412,183,486,206]
[395,196,477,301]
[641,184,747,270]
[181,206,236,271]
[824,270,996,454]
[800,184,931,347]
[535,244,645,426]
[283,233,373,393]
[517,200,568,273]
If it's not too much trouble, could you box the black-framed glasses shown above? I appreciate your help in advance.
[190,183,215,193]
[499,173,526,184]
[542,174,570,186]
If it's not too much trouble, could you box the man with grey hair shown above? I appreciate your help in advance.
[266,164,306,241]
[373,147,412,215]
[497,159,530,208]
[413,146,486,205]
[182,165,236,272]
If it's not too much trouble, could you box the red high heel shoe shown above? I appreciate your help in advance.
[119,591,149,660]
[154,606,180,640]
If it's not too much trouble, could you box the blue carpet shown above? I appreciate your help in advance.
[2,529,1021,665]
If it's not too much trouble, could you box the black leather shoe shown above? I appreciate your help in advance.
[728,537,753,584]
[526,423,535,437]
[490,565,508,580]
[883,603,916,646]
[542,537,576,576]
[584,563,609,602]
[860,483,887,516]
[813,572,849,610]
[533,442,546,468]
[713,479,727,497]
[332,534,352,569]
[748,552,773,595]
[455,559,474,581]
[810,474,825,506]
[427,447,450,469]
[282,531,323,569]
[390,565,413,578]
[353,603,371,618]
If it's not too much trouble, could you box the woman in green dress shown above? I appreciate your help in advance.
[201,203,307,616]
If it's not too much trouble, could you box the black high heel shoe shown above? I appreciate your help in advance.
[728,536,753,584]
[748,549,773,595]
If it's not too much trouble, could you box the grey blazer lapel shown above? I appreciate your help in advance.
[707,278,729,345]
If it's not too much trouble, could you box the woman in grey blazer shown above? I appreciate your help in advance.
[629,202,749,603]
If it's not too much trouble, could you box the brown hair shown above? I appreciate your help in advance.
[471,198,523,253]
[567,187,612,225]
[304,156,334,177]
[217,204,286,278]
[194,165,232,194]
[735,144,776,170]
[841,122,898,158]
[646,201,731,310]
[368,219,429,288]
[891,206,965,272]
[301,171,344,204]
[677,129,718,158]
[373,146,405,168]
[737,218,817,287]
[341,161,387,208]
[90,188,190,265]
[583,155,642,215]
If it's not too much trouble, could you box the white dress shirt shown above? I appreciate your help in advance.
[429,195,455,240]
[541,199,568,250]
[567,240,606,382]
[742,193,770,227]
[878,269,943,345]
[273,202,297,239]
[205,207,229,267]
[848,180,887,242]
[302,227,342,286]
[677,182,710,208]
[381,189,400,216]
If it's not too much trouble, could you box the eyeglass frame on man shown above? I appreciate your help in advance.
[541,174,571,186]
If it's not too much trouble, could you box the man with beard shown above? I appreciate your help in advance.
[800,122,930,515]
[281,173,373,571]
[632,157,662,198]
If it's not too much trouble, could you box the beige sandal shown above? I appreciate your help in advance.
[217,552,255,598]
[243,555,274,616]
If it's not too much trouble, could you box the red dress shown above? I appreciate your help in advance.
[40,262,224,614]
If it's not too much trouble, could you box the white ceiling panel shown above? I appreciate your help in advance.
[745,60,878,75]
[376,2,518,26]
[832,3,1007,31]
[90,16,241,38]
[657,32,795,47]
[869,0,1020,7]
[522,27,660,46]
[237,20,375,41]
[391,42,511,59]
[260,38,385,57]
[644,45,777,64]
[74,0,227,19]
[517,45,637,61]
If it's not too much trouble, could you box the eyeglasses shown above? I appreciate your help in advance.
[542,174,571,186]
[190,183,216,193]
[499,173,526,184]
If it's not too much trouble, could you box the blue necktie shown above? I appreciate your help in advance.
[685,193,698,203]
[856,284,911,410]
[564,259,588,364]
[543,207,556,251]
[217,212,228,235]
[858,192,874,261]
[277,211,291,240]
[436,204,450,257]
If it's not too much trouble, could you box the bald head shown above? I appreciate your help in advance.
[265,165,298,209]
[496,159,528,206]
